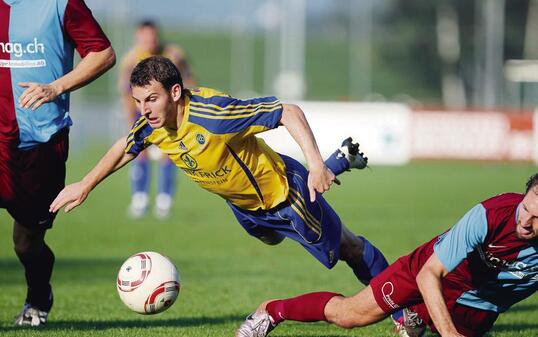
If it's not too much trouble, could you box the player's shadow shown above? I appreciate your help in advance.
[270,335,352,337]
[490,322,538,333]
[502,302,538,313]
[0,315,243,332]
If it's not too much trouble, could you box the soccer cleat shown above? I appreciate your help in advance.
[391,308,426,337]
[340,137,368,169]
[128,192,149,219]
[14,304,48,327]
[235,311,277,337]
[324,137,368,176]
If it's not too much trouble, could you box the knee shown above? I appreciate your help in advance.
[258,232,285,246]
[13,238,42,256]
[13,228,44,256]
[330,314,369,329]
[339,236,363,261]
[325,297,369,329]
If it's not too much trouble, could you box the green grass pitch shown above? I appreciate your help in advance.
[0,148,536,337]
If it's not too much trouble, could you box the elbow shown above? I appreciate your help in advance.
[281,103,304,125]
[415,269,426,289]
[284,103,301,115]
[104,47,117,70]
[416,265,443,293]
[95,46,116,72]
[416,264,434,284]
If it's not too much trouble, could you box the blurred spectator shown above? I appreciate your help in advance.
[119,20,195,219]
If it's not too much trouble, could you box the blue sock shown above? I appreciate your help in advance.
[131,157,150,194]
[391,308,404,321]
[355,236,405,321]
[360,236,389,278]
[352,236,389,284]
[324,150,349,176]
[158,158,177,196]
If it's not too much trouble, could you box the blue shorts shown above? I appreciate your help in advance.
[227,154,342,268]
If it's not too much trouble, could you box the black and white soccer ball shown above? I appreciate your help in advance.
[116,251,180,314]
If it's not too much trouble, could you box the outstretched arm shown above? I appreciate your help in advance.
[50,136,135,213]
[280,103,335,202]
[19,47,116,110]
[416,253,465,337]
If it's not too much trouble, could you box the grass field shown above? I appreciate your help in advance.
[0,148,536,337]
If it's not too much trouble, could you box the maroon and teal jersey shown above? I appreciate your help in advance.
[0,0,110,149]
[408,193,537,313]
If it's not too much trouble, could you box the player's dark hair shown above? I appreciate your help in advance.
[138,20,157,30]
[526,173,538,194]
[130,56,184,96]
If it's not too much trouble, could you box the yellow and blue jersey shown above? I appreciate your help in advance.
[125,87,288,211]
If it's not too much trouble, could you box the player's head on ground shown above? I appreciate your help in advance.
[136,20,160,54]
[130,56,184,129]
[517,173,538,241]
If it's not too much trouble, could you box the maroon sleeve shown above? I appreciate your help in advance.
[63,0,111,57]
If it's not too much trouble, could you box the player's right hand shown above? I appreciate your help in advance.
[49,181,90,213]
[18,82,61,110]
[307,164,336,202]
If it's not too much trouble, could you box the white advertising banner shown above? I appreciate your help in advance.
[259,102,412,165]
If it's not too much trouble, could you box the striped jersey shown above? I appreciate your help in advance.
[0,0,110,149]
[409,193,538,313]
[125,87,288,211]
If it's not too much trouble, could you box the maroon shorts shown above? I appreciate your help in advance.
[370,255,498,337]
[0,129,69,228]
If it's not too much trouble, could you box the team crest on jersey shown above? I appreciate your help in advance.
[180,153,198,169]
[196,133,206,145]
[178,141,187,151]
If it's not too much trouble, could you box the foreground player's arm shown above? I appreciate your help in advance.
[19,47,115,110]
[417,203,488,337]
[280,103,335,202]
[50,137,135,213]
[19,0,116,110]
[416,254,464,337]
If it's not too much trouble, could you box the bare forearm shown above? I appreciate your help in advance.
[81,137,134,191]
[417,257,463,337]
[280,104,324,170]
[52,47,116,95]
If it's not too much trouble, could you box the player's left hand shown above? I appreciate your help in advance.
[307,164,336,202]
[18,82,61,110]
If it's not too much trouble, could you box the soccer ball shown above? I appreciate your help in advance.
[116,251,180,314]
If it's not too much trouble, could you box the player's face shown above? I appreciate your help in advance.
[136,26,160,54]
[516,186,538,241]
[132,80,181,129]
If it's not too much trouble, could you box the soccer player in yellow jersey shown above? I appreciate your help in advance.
[50,56,388,288]
[119,20,195,219]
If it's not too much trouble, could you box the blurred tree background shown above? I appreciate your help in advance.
[81,0,536,109]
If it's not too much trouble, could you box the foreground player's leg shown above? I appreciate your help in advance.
[155,157,176,219]
[325,138,422,335]
[128,156,150,218]
[236,287,387,337]
[13,222,54,326]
